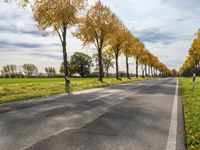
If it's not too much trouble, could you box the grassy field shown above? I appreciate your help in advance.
[0,77,149,104]
[179,77,200,150]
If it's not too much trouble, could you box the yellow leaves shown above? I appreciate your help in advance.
[131,37,145,58]
[180,53,198,75]
[121,31,135,56]
[138,50,149,65]
[109,22,127,55]
[74,1,117,49]
[33,0,86,32]
[179,28,200,75]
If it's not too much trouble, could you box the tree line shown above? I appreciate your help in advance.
[7,0,172,90]
[0,52,91,78]
[179,30,200,76]
[0,50,170,78]
[0,64,56,78]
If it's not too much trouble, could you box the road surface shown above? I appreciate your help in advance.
[0,78,186,150]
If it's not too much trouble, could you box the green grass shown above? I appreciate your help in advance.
[179,77,200,150]
[0,77,150,104]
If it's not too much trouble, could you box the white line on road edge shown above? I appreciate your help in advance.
[166,78,179,150]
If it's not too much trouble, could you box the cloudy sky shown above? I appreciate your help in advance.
[0,0,200,73]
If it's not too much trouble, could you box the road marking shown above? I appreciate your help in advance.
[166,78,178,150]
[21,127,73,150]
[87,93,114,102]
[54,127,72,136]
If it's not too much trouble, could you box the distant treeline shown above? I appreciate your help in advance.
[0,66,134,79]
[1,51,172,79]
[0,52,135,78]
[2,53,167,79]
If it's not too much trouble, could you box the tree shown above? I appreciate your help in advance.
[33,0,86,90]
[1,65,17,78]
[139,50,149,78]
[70,52,92,77]
[132,38,145,78]
[17,66,24,78]
[102,50,115,77]
[109,22,127,79]
[93,50,115,77]
[45,67,56,77]
[147,51,154,77]
[172,69,177,77]
[122,31,134,79]
[22,64,38,77]
[60,61,72,77]
[74,1,118,81]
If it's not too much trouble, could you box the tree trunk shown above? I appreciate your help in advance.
[115,53,119,79]
[125,50,130,79]
[80,65,84,78]
[141,66,144,78]
[62,26,69,91]
[145,65,147,77]
[156,68,158,77]
[98,48,103,82]
[195,64,198,75]
[148,66,150,77]
[106,69,109,78]
[136,57,139,78]
[198,61,200,76]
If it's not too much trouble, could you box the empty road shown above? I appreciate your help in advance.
[0,78,185,150]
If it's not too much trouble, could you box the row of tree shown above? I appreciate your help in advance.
[0,64,55,78]
[9,0,172,90]
[179,30,200,76]
[0,49,172,78]
[73,1,172,80]
[1,50,165,78]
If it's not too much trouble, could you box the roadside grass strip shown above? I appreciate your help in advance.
[0,77,151,104]
[179,77,200,150]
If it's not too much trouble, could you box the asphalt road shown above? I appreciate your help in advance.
[0,78,186,150]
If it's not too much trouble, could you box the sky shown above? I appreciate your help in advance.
[0,0,200,73]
